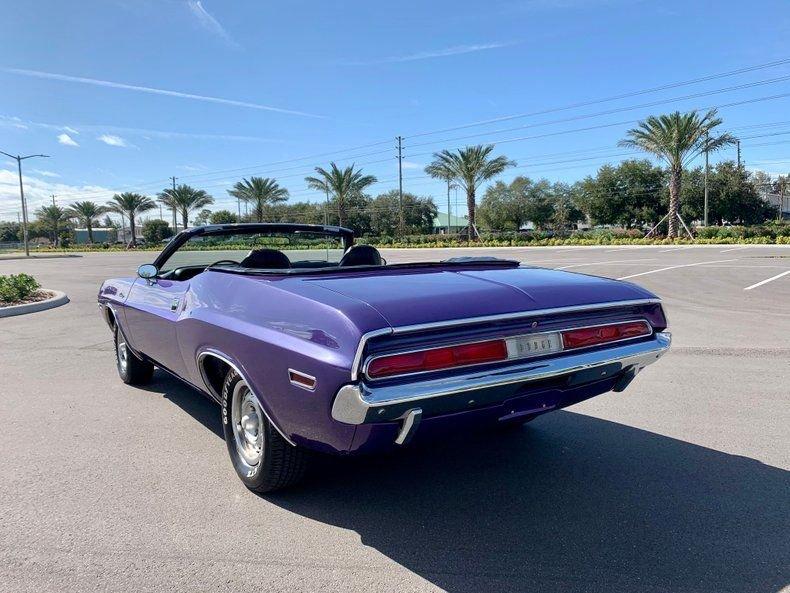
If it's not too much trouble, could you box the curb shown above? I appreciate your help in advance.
[0,290,69,318]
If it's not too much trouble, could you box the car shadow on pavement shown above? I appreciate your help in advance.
[137,372,788,593]
[266,411,788,593]
[144,370,224,439]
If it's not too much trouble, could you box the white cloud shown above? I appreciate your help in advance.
[342,41,520,65]
[186,1,239,48]
[97,134,130,147]
[57,133,79,147]
[3,68,323,118]
[32,170,60,178]
[62,126,79,135]
[402,161,423,170]
[0,169,113,220]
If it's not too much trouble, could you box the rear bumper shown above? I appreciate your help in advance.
[332,331,671,425]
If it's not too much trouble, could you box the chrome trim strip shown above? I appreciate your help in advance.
[287,368,317,392]
[196,350,296,447]
[332,331,670,425]
[350,299,661,381]
[390,299,661,335]
[361,318,652,382]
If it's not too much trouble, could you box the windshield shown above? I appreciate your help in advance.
[159,230,345,273]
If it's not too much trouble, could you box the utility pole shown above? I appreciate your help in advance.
[396,136,404,235]
[704,132,709,226]
[737,140,741,169]
[237,197,241,221]
[0,149,50,257]
[446,179,452,234]
[324,187,329,225]
[170,176,178,232]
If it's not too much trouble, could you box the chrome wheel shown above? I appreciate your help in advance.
[117,337,129,374]
[231,381,264,467]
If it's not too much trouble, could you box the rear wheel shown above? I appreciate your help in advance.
[114,327,154,385]
[221,370,308,493]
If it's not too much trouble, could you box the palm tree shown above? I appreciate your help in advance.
[107,192,156,247]
[425,145,515,239]
[619,109,736,238]
[67,201,106,243]
[227,177,288,222]
[34,204,71,247]
[158,184,214,229]
[305,163,377,227]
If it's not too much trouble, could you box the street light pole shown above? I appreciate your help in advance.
[0,149,50,257]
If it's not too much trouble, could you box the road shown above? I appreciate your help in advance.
[1,245,788,593]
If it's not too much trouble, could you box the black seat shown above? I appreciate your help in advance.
[239,248,291,269]
[338,244,383,267]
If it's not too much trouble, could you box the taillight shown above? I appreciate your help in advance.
[561,320,650,350]
[366,339,508,379]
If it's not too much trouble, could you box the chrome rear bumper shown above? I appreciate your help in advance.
[331,331,671,425]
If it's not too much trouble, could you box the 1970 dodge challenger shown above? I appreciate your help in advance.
[99,223,670,492]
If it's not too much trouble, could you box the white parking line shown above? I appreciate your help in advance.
[617,259,737,280]
[659,245,696,253]
[743,270,790,291]
[720,246,751,253]
[556,258,656,270]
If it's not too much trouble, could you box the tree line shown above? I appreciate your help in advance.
[1,108,785,247]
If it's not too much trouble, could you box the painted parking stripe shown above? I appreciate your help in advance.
[617,259,737,280]
[556,258,656,270]
[720,246,751,253]
[659,245,696,253]
[743,270,790,291]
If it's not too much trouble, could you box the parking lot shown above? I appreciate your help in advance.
[1,245,788,593]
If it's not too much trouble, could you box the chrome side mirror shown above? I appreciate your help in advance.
[137,264,159,281]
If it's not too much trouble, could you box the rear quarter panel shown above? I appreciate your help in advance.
[176,271,389,453]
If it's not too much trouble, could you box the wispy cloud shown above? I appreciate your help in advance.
[342,41,520,65]
[2,68,324,118]
[186,1,239,49]
[0,114,280,144]
[402,160,423,170]
[97,134,131,148]
[32,169,60,178]
[57,133,79,147]
[0,169,113,217]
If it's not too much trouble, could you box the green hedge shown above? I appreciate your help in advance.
[15,223,790,252]
[0,273,41,303]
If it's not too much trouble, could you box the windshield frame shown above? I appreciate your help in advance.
[152,223,355,272]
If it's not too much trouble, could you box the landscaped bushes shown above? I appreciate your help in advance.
[0,273,41,303]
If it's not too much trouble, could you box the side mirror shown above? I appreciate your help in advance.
[137,264,158,280]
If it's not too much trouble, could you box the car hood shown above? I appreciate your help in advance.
[295,266,656,328]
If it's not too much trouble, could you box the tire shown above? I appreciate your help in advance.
[114,326,154,385]
[221,369,308,493]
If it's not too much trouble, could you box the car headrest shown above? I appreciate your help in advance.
[239,248,291,269]
[338,244,383,267]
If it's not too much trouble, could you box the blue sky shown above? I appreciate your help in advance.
[1,0,789,222]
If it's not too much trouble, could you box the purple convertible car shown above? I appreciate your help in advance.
[99,223,670,492]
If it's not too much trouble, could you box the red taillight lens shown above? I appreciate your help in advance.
[367,339,508,379]
[561,321,650,350]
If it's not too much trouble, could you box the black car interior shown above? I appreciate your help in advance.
[160,244,384,281]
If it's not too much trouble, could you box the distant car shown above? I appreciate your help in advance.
[98,223,670,492]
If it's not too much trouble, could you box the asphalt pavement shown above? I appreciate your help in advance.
[1,245,788,593]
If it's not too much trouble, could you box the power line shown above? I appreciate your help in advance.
[404,57,790,139]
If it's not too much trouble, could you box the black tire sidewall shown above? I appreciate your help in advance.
[221,371,265,486]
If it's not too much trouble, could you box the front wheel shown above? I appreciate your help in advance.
[115,327,154,385]
[221,370,308,493]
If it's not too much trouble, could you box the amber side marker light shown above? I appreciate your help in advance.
[367,339,508,379]
[561,321,651,350]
